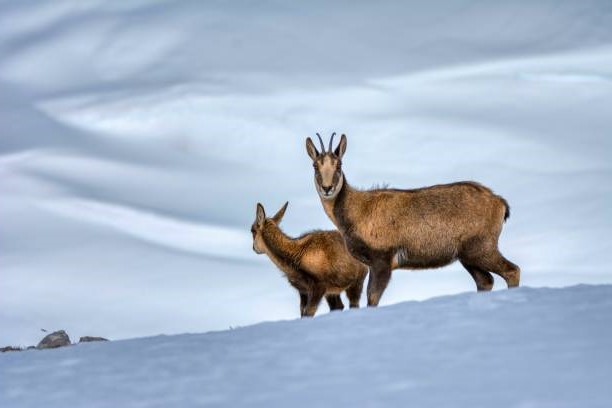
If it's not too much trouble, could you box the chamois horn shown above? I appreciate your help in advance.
[328,132,336,153]
[316,133,326,153]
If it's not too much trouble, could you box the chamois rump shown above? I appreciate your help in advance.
[251,201,368,317]
[305,133,520,307]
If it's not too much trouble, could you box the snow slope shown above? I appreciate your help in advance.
[2,285,611,408]
[1,1,612,346]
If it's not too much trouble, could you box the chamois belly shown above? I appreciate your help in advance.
[343,226,459,269]
[392,244,458,270]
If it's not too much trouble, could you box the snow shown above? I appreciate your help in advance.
[1,0,612,349]
[2,285,611,407]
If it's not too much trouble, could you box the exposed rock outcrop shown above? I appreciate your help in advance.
[37,330,71,350]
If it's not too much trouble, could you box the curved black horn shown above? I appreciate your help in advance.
[316,133,326,153]
[328,132,336,153]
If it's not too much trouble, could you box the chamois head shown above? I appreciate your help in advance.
[251,201,289,254]
[305,133,347,200]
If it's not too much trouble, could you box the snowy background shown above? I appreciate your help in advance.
[2,0,612,348]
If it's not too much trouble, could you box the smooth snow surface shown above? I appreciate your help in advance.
[2,285,611,407]
[1,1,612,346]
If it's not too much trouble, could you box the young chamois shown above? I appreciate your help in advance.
[305,133,520,307]
[251,202,368,317]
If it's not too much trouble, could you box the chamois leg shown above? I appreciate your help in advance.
[346,280,364,308]
[484,250,521,288]
[367,261,392,307]
[303,287,326,318]
[460,261,494,292]
[325,294,345,312]
[461,238,520,289]
[299,292,308,317]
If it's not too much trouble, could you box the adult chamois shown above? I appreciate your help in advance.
[305,133,520,307]
[251,202,368,317]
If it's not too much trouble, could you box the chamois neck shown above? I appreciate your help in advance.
[321,173,355,227]
[261,222,301,270]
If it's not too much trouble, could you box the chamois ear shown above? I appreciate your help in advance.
[256,203,266,227]
[334,134,347,159]
[306,137,320,161]
[272,201,289,224]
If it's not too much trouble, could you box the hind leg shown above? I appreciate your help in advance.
[325,294,345,312]
[467,249,520,289]
[460,261,494,292]
[345,279,364,308]
[485,251,520,288]
[461,238,520,289]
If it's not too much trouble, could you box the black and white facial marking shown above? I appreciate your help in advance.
[306,133,347,200]
[313,154,344,199]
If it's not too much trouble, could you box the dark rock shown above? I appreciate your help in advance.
[37,330,71,349]
[26,346,36,350]
[1,346,22,353]
[79,336,109,343]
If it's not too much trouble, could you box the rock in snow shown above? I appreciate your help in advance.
[0,346,21,353]
[36,330,71,350]
[79,336,109,343]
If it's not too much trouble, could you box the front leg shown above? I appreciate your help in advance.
[303,287,326,318]
[299,292,308,317]
[367,260,392,307]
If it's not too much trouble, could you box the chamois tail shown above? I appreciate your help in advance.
[500,196,511,222]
